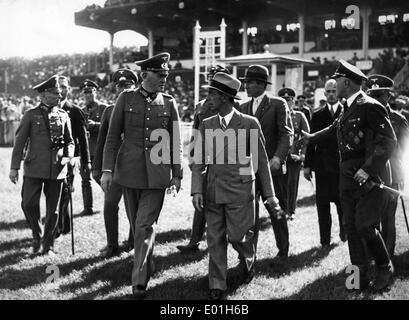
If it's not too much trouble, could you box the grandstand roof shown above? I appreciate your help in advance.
[218,52,314,66]
[75,0,408,37]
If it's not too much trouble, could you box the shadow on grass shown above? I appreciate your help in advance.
[0,219,29,231]
[0,238,32,252]
[283,269,372,300]
[156,228,192,245]
[296,194,316,208]
[62,249,209,300]
[256,244,338,277]
[0,254,108,291]
[0,251,31,269]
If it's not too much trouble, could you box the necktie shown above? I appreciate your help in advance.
[221,117,227,131]
[329,104,335,117]
[343,100,349,113]
[252,98,258,116]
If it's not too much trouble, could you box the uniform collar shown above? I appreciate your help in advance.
[346,90,364,107]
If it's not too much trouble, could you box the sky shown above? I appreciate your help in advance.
[0,0,148,58]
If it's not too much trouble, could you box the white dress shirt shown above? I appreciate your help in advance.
[218,108,235,127]
[252,92,266,115]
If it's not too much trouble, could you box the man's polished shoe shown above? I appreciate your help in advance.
[321,243,331,250]
[132,285,147,300]
[370,264,394,292]
[122,240,134,252]
[208,289,226,300]
[238,259,255,284]
[269,253,288,272]
[176,242,199,253]
[79,208,100,216]
[41,248,56,257]
[243,266,255,284]
[340,232,347,242]
[100,246,119,258]
[32,239,41,254]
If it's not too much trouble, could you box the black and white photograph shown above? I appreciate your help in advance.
[1,0,409,305]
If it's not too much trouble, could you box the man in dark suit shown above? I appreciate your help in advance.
[303,60,396,292]
[9,75,74,255]
[304,79,345,248]
[366,74,409,259]
[101,53,183,299]
[239,65,293,264]
[92,69,137,257]
[80,80,107,215]
[191,72,281,300]
[57,76,90,237]
[177,65,231,254]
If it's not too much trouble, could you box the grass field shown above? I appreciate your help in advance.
[1,146,409,300]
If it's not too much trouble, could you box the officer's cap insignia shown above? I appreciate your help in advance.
[380,123,385,128]
[371,84,379,89]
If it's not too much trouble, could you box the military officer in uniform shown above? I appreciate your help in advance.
[80,79,107,215]
[278,88,310,221]
[191,72,280,300]
[101,53,183,299]
[296,94,312,125]
[57,76,90,236]
[239,65,293,266]
[303,60,396,292]
[177,65,231,254]
[92,69,138,257]
[366,74,409,259]
[9,75,74,255]
[304,79,345,248]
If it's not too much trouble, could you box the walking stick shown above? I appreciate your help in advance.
[69,179,75,255]
[400,196,409,236]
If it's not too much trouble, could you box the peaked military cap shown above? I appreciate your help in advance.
[32,75,59,93]
[278,88,296,98]
[203,72,242,100]
[113,69,138,84]
[240,65,272,84]
[331,59,367,83]
[80,79,98,92]
[366,74,394,92]
[135,52,170,72]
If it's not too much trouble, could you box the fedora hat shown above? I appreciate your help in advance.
[240,65,272,84]
[203,72,242,100]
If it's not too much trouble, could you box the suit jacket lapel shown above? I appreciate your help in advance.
[213,111,243,160]
[255,95,268,119]
[334,102,343,118]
